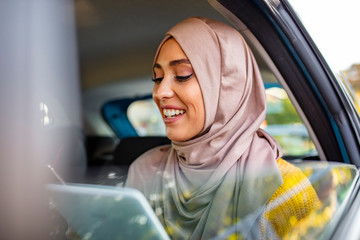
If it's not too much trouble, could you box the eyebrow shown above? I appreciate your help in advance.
[153,58,191,69]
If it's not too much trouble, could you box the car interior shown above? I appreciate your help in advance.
[73,0,325,187]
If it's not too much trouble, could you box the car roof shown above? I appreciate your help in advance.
[77,0,228,90]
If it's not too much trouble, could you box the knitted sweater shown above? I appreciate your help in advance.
[258,159,321,239]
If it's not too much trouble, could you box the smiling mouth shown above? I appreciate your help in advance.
[163,109,185,118]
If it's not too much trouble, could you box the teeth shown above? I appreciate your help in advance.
[163,109,185,118]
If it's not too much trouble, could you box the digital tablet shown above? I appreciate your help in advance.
[47,183,170,240]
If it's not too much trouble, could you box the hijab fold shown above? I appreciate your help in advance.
[126,17,283,239]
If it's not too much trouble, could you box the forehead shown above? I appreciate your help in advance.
[156,38,188,63]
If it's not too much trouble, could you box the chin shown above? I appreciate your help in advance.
[167,135,186,142]
[166,131,188,142]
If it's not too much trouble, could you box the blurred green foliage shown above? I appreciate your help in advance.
[266,97,302,125]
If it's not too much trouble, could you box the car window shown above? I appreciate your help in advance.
[263,84,316,157]
[211,162,359,239]
[288,0,360,114]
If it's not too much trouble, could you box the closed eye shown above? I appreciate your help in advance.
[175,74,193,82]
[152,77,163,83]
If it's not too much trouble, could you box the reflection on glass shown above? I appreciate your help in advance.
[142,162,357,239]
[282,162,358,239]
[40,102,53,126]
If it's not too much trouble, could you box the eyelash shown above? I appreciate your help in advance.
[152,74,193,83]
[151,77,163,83]
[176,74,193,81]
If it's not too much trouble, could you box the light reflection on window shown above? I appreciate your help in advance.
[40,102,53,126]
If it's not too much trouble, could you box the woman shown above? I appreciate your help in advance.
[126,17,319,239]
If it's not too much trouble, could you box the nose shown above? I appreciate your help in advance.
[153,77,174,100]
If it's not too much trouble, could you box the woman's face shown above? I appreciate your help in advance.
[152,38,205,142]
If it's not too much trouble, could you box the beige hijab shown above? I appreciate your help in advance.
[126,17,283,239]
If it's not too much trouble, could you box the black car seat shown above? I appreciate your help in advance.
[113,136,171,166]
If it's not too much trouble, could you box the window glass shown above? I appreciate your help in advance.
[212,162,358,239]
[51,162,358,239]
[288,0,360,109]
[282,162,358,239]
[264,86,316,156]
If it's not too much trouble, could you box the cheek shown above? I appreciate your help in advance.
[152,85,159,102]
[188,85,205,126]
[193,87,205,115]
[152,86,161,111]
[196,99,206,127]
[152,84,157,98]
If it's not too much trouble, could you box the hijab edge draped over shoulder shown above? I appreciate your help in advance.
[126,17,283,239]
